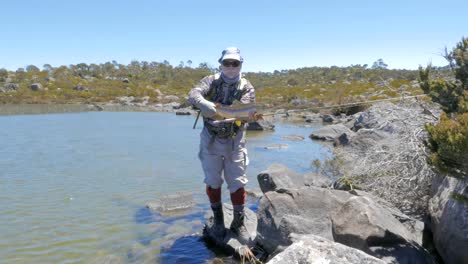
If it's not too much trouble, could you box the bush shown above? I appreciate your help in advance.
[420,36,468,177]
[426,112,468,177]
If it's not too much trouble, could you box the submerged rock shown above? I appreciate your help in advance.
[145,192,195,214]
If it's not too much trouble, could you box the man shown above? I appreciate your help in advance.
[188,47,256,241]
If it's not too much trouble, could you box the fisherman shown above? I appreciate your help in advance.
[188,47,258,242]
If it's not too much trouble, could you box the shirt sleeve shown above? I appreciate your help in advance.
[188,75,214,106]
[240,79,255,104]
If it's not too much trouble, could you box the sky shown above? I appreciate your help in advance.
[1,0,467,73]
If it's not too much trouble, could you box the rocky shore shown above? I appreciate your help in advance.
[199,98,467,264]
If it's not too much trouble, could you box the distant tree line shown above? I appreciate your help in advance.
[0,57,451,106]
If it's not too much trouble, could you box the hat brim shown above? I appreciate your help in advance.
[219,54,242,62]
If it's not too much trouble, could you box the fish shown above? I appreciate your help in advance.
[211,102,261,123]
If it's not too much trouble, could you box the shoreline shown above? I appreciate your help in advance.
[0,102,195,116]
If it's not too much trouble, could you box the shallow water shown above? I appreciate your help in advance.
[0,111,332,263]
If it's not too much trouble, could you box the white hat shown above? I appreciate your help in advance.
[218,47,243,63]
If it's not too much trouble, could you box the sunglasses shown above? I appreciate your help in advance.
[222,61,241,67]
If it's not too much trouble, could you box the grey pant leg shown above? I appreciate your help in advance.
[199,126,249,192]
[199,128,224,188]
[223,129,249,193]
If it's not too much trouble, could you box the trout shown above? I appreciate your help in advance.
[211,102,261,123]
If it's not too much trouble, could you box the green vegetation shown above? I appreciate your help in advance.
[450,191,468,204]
[0,59,437,109]
[420,37,468,177]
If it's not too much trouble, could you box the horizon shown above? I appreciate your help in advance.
[1,0,466,73]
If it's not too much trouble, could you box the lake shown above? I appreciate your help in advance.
[0,111,332,264]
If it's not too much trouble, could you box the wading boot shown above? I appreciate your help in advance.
[230,209,249,243]
[211,206,226,239]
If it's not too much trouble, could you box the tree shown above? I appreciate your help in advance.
[15,68,26,82]
[26,65,40,73]
[43,64,54,73]
[372,59,388,69]
[0,68,8,82]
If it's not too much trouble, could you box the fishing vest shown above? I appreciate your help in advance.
[204,73,248,139]
[206,73,249,105]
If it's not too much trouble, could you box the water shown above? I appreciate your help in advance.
[0,111,332,264]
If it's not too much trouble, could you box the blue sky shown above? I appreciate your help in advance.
[1,0,466,72]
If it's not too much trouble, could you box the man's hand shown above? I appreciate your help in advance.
[248,111,263,122]
[198,98,216,118]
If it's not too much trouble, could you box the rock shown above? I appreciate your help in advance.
[310,123,355,141]
[74,84,88,91]
[164,95,179,102]
[175,111,191,115]
[332,195,435,263]
[29,83,43,91]
[256,186,354,253]
[4,83,19,91]
[281,135,304,141]
[322,114,336,123]
[264,143,288,150]
[257,164,304,193]
[332,196,417,252]
[334,132,351,146]
[203,203,257,253]
[268,234,385,264]
[303,172,332,188]
[145,192,195,214]
[247,119,275,131]
[428,175,468,264]
[348,189,426,246]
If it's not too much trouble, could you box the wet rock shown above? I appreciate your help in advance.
[145,192,195,213]
[203,203,257,254]
[264,143,288,150]
[281,135,304,141]
[175,111,191,115]
[247,119,275,131]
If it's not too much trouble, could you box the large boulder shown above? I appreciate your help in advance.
[29,83,43,91]
[428,175,468,264]
[257,163,304,193]
[3,83,19,91]
[331,196,434,263]
[267,234,385,264]
[256,186,354,253]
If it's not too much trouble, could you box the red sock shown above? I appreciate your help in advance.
[230,187,246,206]
[206,186,221,204]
